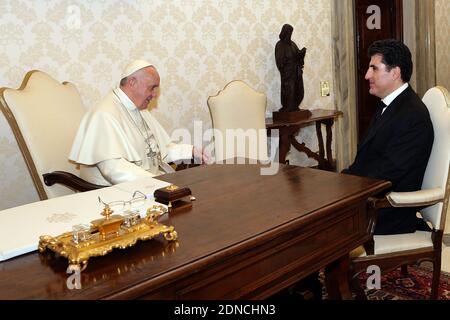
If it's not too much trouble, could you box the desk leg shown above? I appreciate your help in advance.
[324,255,352,300]
[278,119,336,170]
[315,122,325,161]
[315,119,335,171]
[324,119,334,169]
[279,127,295,164]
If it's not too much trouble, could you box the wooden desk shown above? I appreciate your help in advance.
[266,109,343,171]
[0,163,390,299]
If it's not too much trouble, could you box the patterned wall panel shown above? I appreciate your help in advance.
[435,0,450,234]
[0,0,334,210]
[435,0,450,90]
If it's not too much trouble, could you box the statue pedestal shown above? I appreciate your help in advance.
[273,109,312,122]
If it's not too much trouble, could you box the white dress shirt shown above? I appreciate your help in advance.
[381,83,409,114]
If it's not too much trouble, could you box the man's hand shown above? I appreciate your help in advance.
[192,147,210,164]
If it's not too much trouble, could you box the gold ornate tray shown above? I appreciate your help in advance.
[38,205,177,271]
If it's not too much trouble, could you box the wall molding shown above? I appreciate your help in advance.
[331,0,358,171]
[414,0,436,97]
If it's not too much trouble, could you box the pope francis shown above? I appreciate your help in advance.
[69,60,207,186]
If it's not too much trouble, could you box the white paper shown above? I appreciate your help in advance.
[0,183,168,262]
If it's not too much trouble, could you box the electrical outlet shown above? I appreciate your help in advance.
[320,81,330,97]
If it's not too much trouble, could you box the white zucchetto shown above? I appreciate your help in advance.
[120,60,153,80]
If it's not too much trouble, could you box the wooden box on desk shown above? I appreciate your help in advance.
[154,185,193,213]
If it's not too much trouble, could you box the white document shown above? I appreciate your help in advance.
[0,183,167,262]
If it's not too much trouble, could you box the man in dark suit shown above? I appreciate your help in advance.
[283,39,434,301]
[342,39,434,235]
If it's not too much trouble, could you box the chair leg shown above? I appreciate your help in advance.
[350,274,367,300]
[401,264,408,276]
[430,258,441,300]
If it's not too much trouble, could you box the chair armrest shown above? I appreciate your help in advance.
[386,188,444,207]
[368,196,392,209]
[362,188,443,253]
[43,171,105,192]
[363,197,383,255]
[169,159,202,172]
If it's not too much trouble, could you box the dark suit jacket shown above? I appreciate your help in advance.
[343,86,434,234]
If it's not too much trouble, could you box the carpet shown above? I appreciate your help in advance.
[272,264,450,300]
[357,264,450,300]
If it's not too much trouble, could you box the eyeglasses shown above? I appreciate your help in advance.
[98,191,147,214]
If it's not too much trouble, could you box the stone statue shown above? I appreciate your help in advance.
[275,24,307,112]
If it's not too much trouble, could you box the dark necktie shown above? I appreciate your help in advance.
[359,101,386,147]
[372,100,386,126]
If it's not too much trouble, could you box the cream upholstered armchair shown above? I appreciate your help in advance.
[207,80,268,162]
[0,71,103,200]
[350,86,450,299]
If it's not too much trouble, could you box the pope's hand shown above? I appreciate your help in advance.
[192,147,210,164]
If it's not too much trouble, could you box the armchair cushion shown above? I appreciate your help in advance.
[387,187,444,207]
[351,231,433,257]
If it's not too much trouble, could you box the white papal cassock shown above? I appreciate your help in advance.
[69,88,193,186]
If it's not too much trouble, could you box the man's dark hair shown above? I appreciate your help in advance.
[368,39,413,82]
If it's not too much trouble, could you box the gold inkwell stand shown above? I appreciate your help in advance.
[91,205,124,240]
[38,197,178,271]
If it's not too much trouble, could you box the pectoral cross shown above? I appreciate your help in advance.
[146,148,159,167]
[144,137,163,169]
